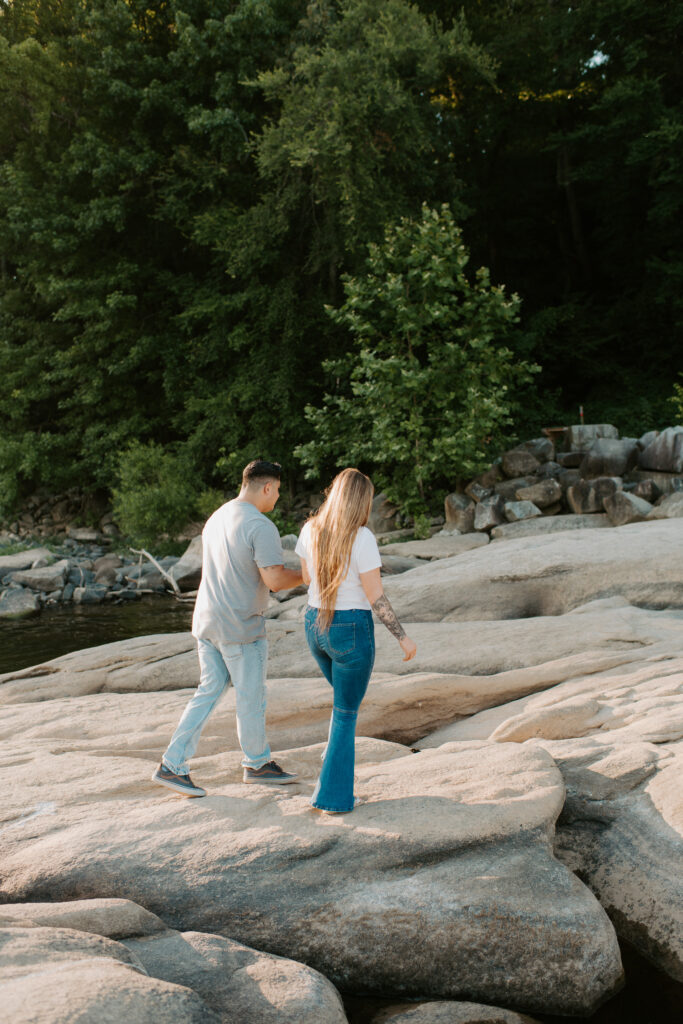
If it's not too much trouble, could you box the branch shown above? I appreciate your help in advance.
[129,547,182,598]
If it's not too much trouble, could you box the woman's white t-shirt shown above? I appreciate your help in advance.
[295,521,382,610]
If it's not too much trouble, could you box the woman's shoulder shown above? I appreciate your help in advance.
[355,525,379,551]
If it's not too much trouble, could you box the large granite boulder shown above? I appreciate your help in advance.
[168,535,203,591]
[123,927,348,1024]
[369,493,400,534]
[639,426,683,474]
[490,514,611,540]
[500,449,541,478]
[0,733,622,1016]
[579,438,639,479]
[372,1001,540,1023]
[8,558,69,592]
[0,923,216,1024]
[0,588,40,619]
[381,520,683,622]
[0,547,52,574]
[514,479,562,509]
[379,534,488,560]
[418,636,683,980]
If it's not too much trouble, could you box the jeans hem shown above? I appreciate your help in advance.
[311,801,354,813]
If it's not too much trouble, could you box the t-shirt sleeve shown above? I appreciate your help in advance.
[253,518,284,568]
[355,527,382,573]
[294,521,310,561]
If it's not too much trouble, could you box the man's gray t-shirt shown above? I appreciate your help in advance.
[192,499,283,645]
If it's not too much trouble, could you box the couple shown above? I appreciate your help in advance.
[153,459,416,814]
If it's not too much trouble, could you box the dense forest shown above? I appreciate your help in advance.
[1,0,681,523]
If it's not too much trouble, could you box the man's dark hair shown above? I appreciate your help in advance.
[242,459,282,488]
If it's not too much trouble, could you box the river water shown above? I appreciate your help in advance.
[1,600,681,1021]
[0,596,192,674]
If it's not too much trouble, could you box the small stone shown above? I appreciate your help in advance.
[515,479,562,509]
[638,429,658,449]
[465,481,493,503]
[73,585,108,605]
[505,501,542,523]
[603,491,653,526]
[93,555,123,572]
[280,534,299,550]
[95,567,118,586]
[501,449,542,478]
[566,477,622,515]
[536,461,562,479]
[62,583,75,602]
[67,527,104,543]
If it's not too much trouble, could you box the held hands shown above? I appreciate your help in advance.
[399,635,417,662]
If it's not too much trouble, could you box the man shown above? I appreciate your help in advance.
[152,459,303,797]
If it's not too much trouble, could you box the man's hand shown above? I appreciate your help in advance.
[259,565,304,593]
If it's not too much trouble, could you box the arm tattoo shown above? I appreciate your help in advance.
[372,593,407,642]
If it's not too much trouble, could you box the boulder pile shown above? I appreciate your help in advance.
[444,424,683,536]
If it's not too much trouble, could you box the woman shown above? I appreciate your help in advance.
[295,468,417,814]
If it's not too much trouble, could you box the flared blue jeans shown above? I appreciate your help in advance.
[304,606,375,812]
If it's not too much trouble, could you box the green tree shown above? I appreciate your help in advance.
[297,204,538,512]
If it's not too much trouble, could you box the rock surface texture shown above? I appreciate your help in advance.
[0,736,621,1016]
[3,510,683,1020]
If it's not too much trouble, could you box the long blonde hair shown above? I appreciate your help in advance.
[309,468,374,630]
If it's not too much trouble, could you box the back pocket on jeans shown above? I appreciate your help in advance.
[328,623,355,656]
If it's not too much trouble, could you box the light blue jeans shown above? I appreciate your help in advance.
[162,637,270,774]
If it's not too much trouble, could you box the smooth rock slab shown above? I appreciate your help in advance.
[378,534,488,560]
[0,588,40,619]
[8,558,69,592]
[0,926,218,1024]
[382,519,683,622]
[372,1000,540,1023]
[124,928,348,1024]
[0,547,52,573]
[0,897,166,939]
[490,514,611,540]
[0,743,622,1016]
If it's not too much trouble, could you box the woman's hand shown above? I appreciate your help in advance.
[400,636,417,662]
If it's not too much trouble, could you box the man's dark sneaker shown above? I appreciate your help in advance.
[152,763,206,797]
[243,760,298,785]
